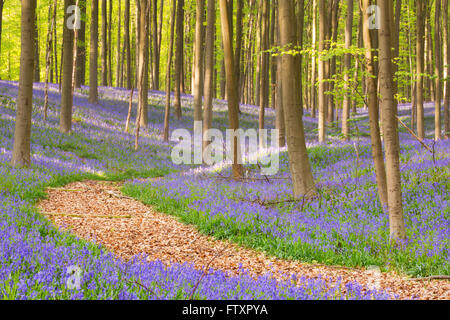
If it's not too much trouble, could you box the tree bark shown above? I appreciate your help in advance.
[318,0,328,142]
[310,0,317,118]
[416,0,425,139]
[163,0,177,142]
[259,0,269,148]
[434,0,442,140]
[75,0,86,87]
[203,0,216,151]
[33,12,40,82]
[124,0,132,89]
[378,0,406,241]
[173,0,185,119]
[60,0,75,133]
[193,0,205,134]
[279,0,316,198]
[341,0,353,140]
[101,0,108,86]
[444,0,450,139]
[219,0,243,180]
[361,0,388,208]
[12,0,36,168]
[89,0,99,104]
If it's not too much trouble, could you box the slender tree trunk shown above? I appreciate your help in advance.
[341,0,353,140]
[75,0,86,87]
[444,0,450,139]
[34,13,40,82]
[416,0,425,139]
[434,0,442,140]
[203,0,216,152]
[136,0,149,128]
[378,0,406,241]
[101,0,108,86]
[361,0,388,208]
[193,0,206,135]
[173,0,185,119]
[116,0,122,88]
[44,1,55,120]
[152,0,160,90]
[124,0,132,89]
[12,0,36,168]
[219,0,243,180]
[275,2,285,147]
[60,0,75,133]
[234,0,243,104]
[327,0,339,124]
[310,0,317,118]
[108,0,112,86]
[259,0,269,148]
[279,0,316,198]
[53,2,58,85]
[89,0,99,104]
[0,0,4,78]
[163,0,177,142]
[318,0,327,142]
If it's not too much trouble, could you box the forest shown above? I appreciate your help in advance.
[0,0,449,303]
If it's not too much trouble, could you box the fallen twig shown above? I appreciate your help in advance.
[406,275,450,281]
[189,246,229,300]
[43,213,132,219]
[396,115,433,154]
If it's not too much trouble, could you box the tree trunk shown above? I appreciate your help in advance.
[318,0,327,142]
[378,0,406,241]
[75,0,86,87]
[101,0,108,86]
[279,0,316,198]
[416,0,425,139]
[163,0,177,142]
[108,0,112,86]
[137,0,149,128]
[444,0,450,139]
[33,12,40,82]
[434,0,442,140]
[124,0,132,89]
[152,0,160,90]
[275,1,285,147]
[173,0,185,119]
[60,0,75,133]
[341,0,353,140]
[219,0,243,180]
[361,0,388,208]
[259,0,269,148]
[0,0,4,78]
[116,0,122,88]
[203,0,216,152]
[193,0,205,135]
[310,0,317,118]
[44,1,55,120]
[89,0,99,104]
[12,0,36,168]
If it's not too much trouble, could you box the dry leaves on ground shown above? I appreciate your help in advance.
[37,180,450,300]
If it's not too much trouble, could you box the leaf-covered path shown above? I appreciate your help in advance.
[37,180,450,300]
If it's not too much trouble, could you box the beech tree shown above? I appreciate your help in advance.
[60,0,75,133]
[12,0,36,168]
[89,0,99,104]
[279,0,316,198]
[219,0,243,180]
[378,0,406,241]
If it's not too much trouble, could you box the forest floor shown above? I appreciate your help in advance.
[37,180,450,300]
[1,80,448,299]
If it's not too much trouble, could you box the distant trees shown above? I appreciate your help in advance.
[12,0,36,168]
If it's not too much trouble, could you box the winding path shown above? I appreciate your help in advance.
[37,180,450,300]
